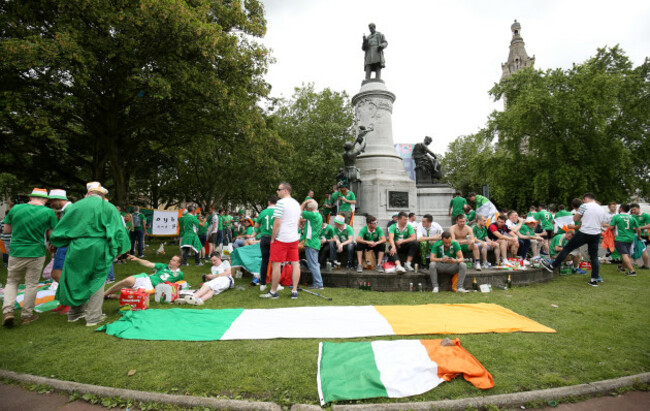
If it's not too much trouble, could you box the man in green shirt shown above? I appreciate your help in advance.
[609,204,640,276]
[319,221,336,266]
[321,193,333,224]
[50,182,130,326]
[534,204,555,245]
[448,191,467,226]
[301,199,324,289]
[222,210,233,246]
[130,206,147,257]
[630,203,650,270]
[256,196,277,289]
[330,215,355,268]
[387,211,418,273]
[472,215,501,269]
[550,230,582,272]
[180,206,203,266]
[429,231,469,293]
[105,254,184,298]
[330,186,356,224]
[355,215,387,273]
[2,188,58,327]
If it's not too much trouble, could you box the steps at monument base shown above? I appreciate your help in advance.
[302,267,553,292]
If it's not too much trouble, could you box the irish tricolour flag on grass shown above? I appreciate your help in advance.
[317,338,494,405]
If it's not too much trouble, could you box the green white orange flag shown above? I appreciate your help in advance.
[317,338,493,405]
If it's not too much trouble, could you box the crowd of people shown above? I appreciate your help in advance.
[2,182,649,326]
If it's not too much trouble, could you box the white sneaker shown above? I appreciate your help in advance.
[396,265,406,273]
[193,298,204,306]
[276,285,285,291]
[184,294,196,305]
[456,288,469,293]
[404,262,414,272]
[474,262,482,271]
[260,284,267,292]
[432,287,439,293]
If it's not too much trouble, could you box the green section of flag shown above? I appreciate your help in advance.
[99,308,245,340]
[319,342,387,404]
[229,243,262,275]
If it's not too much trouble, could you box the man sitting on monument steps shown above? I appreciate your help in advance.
[387,211,418,273]
[450,215,481,271]
[330,185,356,225]
[330,215,355,269]
[355,215,387,273]
[429,231,469,294]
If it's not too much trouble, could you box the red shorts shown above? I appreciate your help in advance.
[270,240,299,262]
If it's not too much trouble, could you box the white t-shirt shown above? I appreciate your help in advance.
[210,214,220,234]
[416,222,442,240]
[211,260,231,276]
[273,196,301,243]
[577,201,605,235]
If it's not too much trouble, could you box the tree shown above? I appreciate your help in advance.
[269,84,355,203]
[450,46,649,210]
[0,0,271,207]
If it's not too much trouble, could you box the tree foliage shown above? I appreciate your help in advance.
[269,84,355,203]
[0,0,271,206]
[445,46,649,210]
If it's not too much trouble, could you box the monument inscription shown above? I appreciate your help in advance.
[388,191,409,209]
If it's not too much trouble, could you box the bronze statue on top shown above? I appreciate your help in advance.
[412,136,443,185]
[362,23,387,81]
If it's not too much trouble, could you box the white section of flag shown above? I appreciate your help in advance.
[371,340,445,398]
[220,306,395,340]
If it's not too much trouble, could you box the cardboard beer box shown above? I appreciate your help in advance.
[154,282,181,303]
[119,288,150,311]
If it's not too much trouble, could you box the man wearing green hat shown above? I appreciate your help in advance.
[2,188,58,327]
[50,182,130,326]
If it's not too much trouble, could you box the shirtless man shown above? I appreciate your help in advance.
[450,215,481,270]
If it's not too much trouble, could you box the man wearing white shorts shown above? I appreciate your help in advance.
[104,255,184,298]
[182,252,233,305]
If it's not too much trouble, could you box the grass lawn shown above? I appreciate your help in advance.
[0,240,648,407]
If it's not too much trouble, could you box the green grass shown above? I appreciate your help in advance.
[0,240,648,407]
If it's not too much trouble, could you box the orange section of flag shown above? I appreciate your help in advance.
[419,339,494,389]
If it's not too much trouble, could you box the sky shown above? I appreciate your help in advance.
[259,0,650,154]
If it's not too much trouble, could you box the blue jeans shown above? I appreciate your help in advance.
[130,230,144,256]
[107,264,115,282]
[552,231,601,280]
[330,242,355,266]
[232,238,246,249]
[306,247,323,287]
[223,228,232,245]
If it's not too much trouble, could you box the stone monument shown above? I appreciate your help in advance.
[336,125,371,207]
[412,136,443,186]
[352,23,417,224]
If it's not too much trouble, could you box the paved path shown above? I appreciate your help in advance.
[529,390,649,410]
[0,384,118,411]
[0,381,647,410]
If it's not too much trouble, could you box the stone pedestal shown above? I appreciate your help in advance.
[417,185,455,228]
[352,80,417,224]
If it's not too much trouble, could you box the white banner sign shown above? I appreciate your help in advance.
[151,210,179,236]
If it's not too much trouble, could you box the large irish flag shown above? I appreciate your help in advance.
[318,338,493,405]
[99,303,554,340]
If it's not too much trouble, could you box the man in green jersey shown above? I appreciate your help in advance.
[387,211,418,273]
[473,215,501,268]
[321,193,333,224]
[355,215,387,273]
[2,188,58,327]
[448,191,467,226]
[51,182,130,326]
[301,199,324,288]
[180,206,203,266]
[105,254,184,298]
[534,204,555,249]
[129,206,147,257]
[609,204,640,276]
[256,196,277,290]
[330,215,355,268]
[630,203,650,269]
[319,220,336,266]
[429,231,469,293]
[222,210,233,246]
[330,186,356,224]
[549,230,582,274]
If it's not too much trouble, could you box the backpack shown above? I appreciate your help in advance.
[133,213,141,227]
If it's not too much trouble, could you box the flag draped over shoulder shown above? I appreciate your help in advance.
[50,196,130,306]
[476,199,498,225]
[318,338,493,405]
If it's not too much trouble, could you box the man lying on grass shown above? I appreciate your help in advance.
[104,255,184,299]
[178,251,234,305]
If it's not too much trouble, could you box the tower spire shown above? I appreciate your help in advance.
[501,20,535,81]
